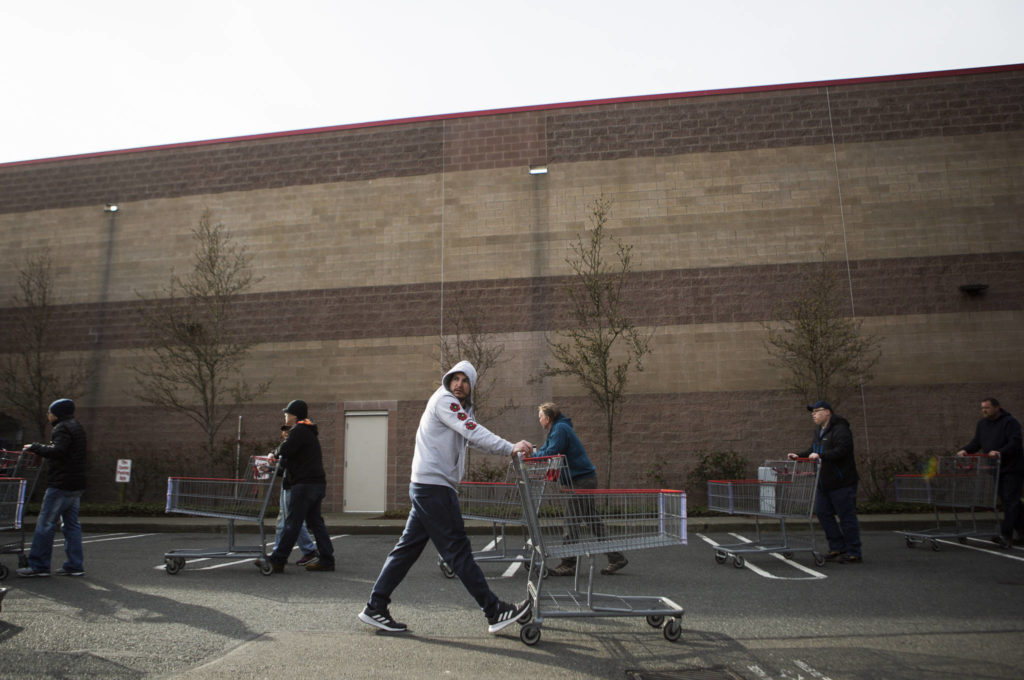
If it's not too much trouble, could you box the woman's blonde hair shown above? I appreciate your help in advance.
[538,402,561,421]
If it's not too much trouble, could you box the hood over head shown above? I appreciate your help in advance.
[442,360,478,407]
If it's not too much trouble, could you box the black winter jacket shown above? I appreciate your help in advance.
[26,416,87,491]
[962,410,1024,474]
[799,415,858,491]
[276,421,326,489]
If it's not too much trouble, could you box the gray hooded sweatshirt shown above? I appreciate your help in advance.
[410,360,514,489]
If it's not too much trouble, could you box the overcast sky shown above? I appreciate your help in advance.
[2,0,1021,165]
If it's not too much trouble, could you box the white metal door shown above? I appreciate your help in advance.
[343,412,388,512]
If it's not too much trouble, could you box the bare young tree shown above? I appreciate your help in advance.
[0,252,87,440]
[539,196,652,487]
[763,247,881,408]
[130,210,269,463]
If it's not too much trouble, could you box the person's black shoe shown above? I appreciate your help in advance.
[838,554,862,564]
[305,558,334,571]
[601,557,629,575]
[824,550,842,562]
[296,552,318,567]
[359,605,408,632]
[254,557,284,573]
[487,599,531,634]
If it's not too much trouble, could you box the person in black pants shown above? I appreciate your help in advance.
[255,400,335,573]
[956,397,1024,548]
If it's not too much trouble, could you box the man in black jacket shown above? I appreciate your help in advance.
[256,400,335,573]
[956,398,1024,547]
[18,398,87,577]
[789,400,862,563]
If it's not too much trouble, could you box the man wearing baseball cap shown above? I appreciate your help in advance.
[788,400,862,563]
[18,398,88,577]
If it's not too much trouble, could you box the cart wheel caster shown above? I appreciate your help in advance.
[663,619,683,642]
[17,554,28,569]
[519,608,533,625]
[813,553,825,567]
[732,556,745,569]
[646,615,665,628]
[529,563,548,580]
[783,552,794,559]
[905,537,914,549]
[438,559,455,579]
[714,551,726,564]
[520,623,541,646]
[0,563,8,581]
[930,540,940,552]
[165,557,185,575]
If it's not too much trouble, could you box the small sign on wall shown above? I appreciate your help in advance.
[115,458,132,483]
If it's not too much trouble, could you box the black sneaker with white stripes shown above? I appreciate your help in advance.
[359,605,408,632]
[486,599,531,634]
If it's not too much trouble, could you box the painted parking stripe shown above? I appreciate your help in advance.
[155,534,348,570]
[698,533,827,580]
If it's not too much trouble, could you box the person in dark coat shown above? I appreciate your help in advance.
[256,400,335,573]
[18,398,87,577]
[789,400,862,563]
[956,398,1024,547]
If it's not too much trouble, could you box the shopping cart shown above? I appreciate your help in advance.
[706,458,824,568]
[438,454,570,578]
[163,455,280,575]
[894,454,1000,550]
[512,454,687,646]
[0,450,46,580]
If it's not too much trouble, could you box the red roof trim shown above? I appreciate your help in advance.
[5,63,1022,168]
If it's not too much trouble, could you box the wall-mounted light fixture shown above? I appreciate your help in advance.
[528,165,548,175]
[104,204,119,213]
[958,283,989,296]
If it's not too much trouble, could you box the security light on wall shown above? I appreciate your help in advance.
[104,204,119,212]
[528,165,548,175]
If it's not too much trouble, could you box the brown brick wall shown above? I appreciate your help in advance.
[3,68,1021,214]
[3,252,1020,354]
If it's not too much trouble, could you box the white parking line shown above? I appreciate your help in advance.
[155,533,349,570]
[894,531,1024,561]
[698,533,827,580]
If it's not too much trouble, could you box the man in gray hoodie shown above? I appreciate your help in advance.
[358,361,534,635]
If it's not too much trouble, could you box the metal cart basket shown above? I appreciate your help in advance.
[438,454,570,578]
[0,450,46,580]
[163,455,280,575]
[706,458,824,568]
[894,454,1000,550]
[512,454,687,646]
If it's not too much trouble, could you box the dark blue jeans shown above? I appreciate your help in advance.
[998,471,1023,540]
[269,482,333,566]
[815,483,862,557]
[369,483,500,618]
[29,487,84,572]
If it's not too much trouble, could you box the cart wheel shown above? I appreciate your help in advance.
[529,563,548,580]
[905,537,915,549]
[0,563,8,581]
[813,552,826,567]
[783,552,794,559]
[17,554,28,569]
[732,555,745,569]
[520,623,541,646]
[518,608,533,625]
[663,619,683,642]
[646,615,665,628]
[714,551,727,564]
[957,536,968,544]
[929,540,940,552]
[165,557,185,575]
[438,560,455,579]
[259,560,275,576]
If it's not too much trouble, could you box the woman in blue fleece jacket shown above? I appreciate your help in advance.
[536,402,628,577]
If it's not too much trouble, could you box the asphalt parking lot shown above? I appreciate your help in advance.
[1,523,1022,680]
